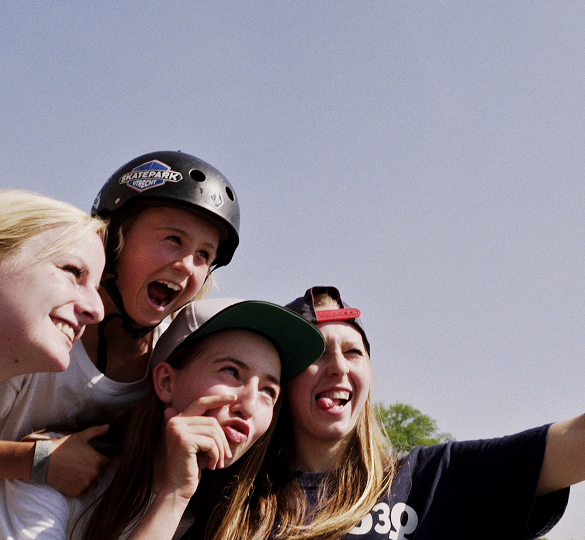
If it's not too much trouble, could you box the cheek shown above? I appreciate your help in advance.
[172,383,208,413]
[251,405,274,442]
[287,390,313,425]
[187,266,210,292]
[287,376,312,414]
[352,366,372,407]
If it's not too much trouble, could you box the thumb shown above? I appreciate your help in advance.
[78,424,110,442]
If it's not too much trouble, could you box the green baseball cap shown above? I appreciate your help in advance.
[151,299,325,381]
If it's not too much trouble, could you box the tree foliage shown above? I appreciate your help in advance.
[375,402,453,455]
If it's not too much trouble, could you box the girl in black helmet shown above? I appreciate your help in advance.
[0,151,240,500]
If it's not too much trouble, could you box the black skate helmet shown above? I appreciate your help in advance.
[90,151,240,372]
[92,150,240,270]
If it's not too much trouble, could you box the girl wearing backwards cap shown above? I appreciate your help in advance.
[181,287,585,540]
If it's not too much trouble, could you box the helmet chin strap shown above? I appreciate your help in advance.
[95,276,157,374]
[95,263,217,374]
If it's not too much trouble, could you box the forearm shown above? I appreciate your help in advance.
[126,487,190,540]
[0,440,35,479]
[537,414,585,496]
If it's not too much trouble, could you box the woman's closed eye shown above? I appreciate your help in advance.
[166,234,182,246]
[61,264,85,281]
[345,347,365,359]
[196,249,211,263]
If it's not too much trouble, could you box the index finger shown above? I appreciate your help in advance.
[178,393,238,418]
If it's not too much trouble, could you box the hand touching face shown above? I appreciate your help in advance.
[154,329,281,471]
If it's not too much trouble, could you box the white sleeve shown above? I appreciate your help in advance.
[0,375,27,426]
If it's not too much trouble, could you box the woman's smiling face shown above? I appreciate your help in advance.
[287,321,371,463]
[0,226,105,378]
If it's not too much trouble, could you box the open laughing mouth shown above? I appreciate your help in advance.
[315,390,351,410]
[147,280,181,308]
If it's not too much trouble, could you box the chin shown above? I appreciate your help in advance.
[39,353,70,374]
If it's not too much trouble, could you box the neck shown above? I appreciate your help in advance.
[81,290,153,383]
[291,436,350,473]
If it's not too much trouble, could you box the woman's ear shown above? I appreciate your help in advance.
[152,362,175,404]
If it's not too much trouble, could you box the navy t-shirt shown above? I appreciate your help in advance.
[181,424,568,540]
[297,424,568,539]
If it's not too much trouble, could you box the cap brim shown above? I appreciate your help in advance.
[172,301,325,381]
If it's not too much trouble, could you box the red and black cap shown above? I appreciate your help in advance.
[285,286,370,354]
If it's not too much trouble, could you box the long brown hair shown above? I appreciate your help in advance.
[78,389,163,540]
[79,338,212,539]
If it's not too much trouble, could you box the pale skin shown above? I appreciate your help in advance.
[288,320,585,498]
[0,226,105,381]
[0,206,221,497]
[0,227,107,489]
[126,329,281,540]
[287,321,370,472]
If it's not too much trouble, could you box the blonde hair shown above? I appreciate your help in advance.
[0,189,107,263]
[195,291,397,540]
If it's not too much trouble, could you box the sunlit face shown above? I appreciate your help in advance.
[115,206,220,327]
[160,329,281,467]
[0,227,105,379]
[287,321,371,453]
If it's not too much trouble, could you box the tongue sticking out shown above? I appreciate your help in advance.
[316,396,343,409]
[147,282,172,307]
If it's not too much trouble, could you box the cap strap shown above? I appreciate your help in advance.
[315,307,362,323]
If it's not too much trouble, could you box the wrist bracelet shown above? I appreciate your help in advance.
[31,439,53,484]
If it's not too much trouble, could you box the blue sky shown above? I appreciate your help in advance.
[2,2,585,537]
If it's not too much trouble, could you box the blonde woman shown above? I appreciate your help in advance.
[0,188,106,380]
[183,286,585,540]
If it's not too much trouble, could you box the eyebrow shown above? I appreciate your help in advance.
[214,357,281,386]
[161,226,218,247]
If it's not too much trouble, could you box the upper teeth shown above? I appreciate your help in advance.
[160,281,180,291]
[325,391,350,400]
[55,322,75,342]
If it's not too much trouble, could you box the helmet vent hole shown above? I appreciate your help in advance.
[190,169,206,182]
[225,187,235,201]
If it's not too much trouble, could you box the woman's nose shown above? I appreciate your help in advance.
[171,252,196,276]
[324,350,350,377]
[230,385,258,419]
[76,286,105,324]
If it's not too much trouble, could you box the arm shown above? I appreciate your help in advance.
[127,395,234,540]
[0,440,35,479]
[536,413,585,496]
[0,425,110,497]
